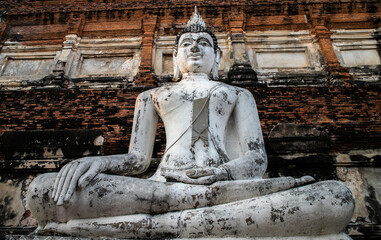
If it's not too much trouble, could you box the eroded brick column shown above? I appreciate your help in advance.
[48,14,85,87]
[312,23,351,83]
[228,10,257,82]
[0,22,7,47]
[66,14,85,36]
[57,14,85,74]
[135,15,157,86]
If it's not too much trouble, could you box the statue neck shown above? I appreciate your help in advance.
[181,73,210,82]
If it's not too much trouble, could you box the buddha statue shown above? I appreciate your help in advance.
[27,8,354,239]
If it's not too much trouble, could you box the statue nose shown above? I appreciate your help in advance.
[190,44,200,52]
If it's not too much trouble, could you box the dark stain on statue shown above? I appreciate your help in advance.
[190,147,195,156]
[94,186,112,198]
[134,109,141,136]
[335,193,351,206]
[305,195,316,205]
[142,97,149,108]
[221,91,228,102]
[255,158,265,166]
[89,177,102,187]
[245,217,255,225]
[288,206,300,214]
[270,206,286,222]
[235,89,242,96]
[215,104,224,115]
[42,190,50,204]
[181,90,196,101]
[258,185,264,194]
[248,141,260,151]
[217,217,233,230]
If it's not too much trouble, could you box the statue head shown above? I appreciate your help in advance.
[173,7,221,81]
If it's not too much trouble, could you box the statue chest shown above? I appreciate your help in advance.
[151,84,238,121]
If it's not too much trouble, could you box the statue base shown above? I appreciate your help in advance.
[6,234,353,240]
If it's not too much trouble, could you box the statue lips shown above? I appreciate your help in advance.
[188,53,203,60]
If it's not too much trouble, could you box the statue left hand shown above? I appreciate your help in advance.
[51,157,107,205]
[163,167,229,185]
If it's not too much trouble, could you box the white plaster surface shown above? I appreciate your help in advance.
[162,53,174,75]
[256,51,309,68]
[2,59,54,76]
[332,29,381,69]
[245,31,322,73]
[0,42,61,85]
[79,56,134,76]
[340,49,381,67]
[67,37,141,79]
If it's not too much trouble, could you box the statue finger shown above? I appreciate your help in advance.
[193,175,217,185]
[162,171,194,184]
[186,167,216,178]
[53,164,71,201]
[64,163,90,202]
[78,161,101,188]
[162,171,182,182]
[56,162,79,205]
[52,164,68,198]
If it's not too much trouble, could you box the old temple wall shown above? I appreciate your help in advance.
[0,0,380,239]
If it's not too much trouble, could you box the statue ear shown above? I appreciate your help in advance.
[212,48,220,80]
[173,51,180,81]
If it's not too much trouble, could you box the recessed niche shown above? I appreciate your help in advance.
[2,58,54,76]
[256,51,309,68]
[79,56,135,76]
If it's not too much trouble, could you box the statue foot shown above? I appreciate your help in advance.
[296,175,315,185]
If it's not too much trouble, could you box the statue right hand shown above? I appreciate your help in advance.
[51,157,107,205]
[162,167,229,185]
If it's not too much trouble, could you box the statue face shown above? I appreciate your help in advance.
[176,32,216,75]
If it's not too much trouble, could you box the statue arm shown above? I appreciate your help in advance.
[105,90,159,175]
[52,91,158,205]
[220,89,267,180]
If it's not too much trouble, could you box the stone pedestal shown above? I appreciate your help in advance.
[6,234,353,240]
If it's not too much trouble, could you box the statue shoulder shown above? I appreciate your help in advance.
[233,86,254,98]
[137,86,169,100]
[219,84,254,99]
[135,89,156,104]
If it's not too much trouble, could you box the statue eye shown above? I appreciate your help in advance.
[181,41,192,47]
[199,41,211,47]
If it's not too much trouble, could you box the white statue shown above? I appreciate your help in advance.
[27,8,354,239]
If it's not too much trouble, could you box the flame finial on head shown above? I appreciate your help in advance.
[186,6,206,32]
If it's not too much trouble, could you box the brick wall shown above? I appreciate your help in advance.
[1,84,380,161]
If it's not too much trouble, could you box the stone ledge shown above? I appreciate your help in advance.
[6,234,352,240]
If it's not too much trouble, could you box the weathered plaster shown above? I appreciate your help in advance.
[0,179,25,226]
